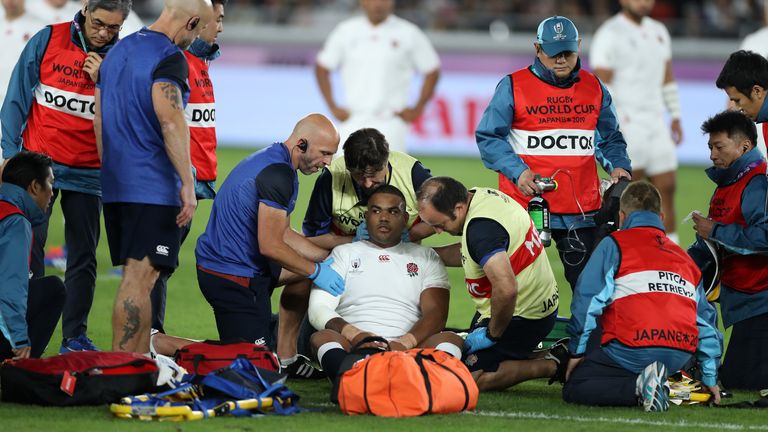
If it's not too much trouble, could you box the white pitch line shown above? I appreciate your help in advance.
[466,410,768,430]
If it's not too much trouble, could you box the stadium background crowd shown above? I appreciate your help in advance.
[126,0,765,38]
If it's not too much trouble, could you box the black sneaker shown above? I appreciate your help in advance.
[281,354,327,379]
[545,337,570,385]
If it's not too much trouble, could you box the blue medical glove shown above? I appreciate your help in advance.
[464,327,496,354]
[400,228,410,243]
[309,257,345,296]
[353,221,369,242]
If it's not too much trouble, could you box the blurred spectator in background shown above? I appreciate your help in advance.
[315,0,440,154]
[590,0,683,244]
[0,0,44,109]
[119,0,766,38]
[28,0,80,23]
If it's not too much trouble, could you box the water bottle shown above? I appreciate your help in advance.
[528,195,551,247]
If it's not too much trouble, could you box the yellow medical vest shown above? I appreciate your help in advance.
[460,187,559,320]
[328,151,420,235]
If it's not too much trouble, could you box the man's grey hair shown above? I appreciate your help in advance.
[88,0,133,19]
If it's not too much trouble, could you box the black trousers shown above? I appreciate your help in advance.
[31,189,101,339]
[0,276,66,360]
[720,312,768,390]
[150,223,191,333]
[563,348,640,407]
[552,226,598,292]
[197,267,274,346]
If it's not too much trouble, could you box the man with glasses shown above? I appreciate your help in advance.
[475,15,632,293]
[1,0,132,353]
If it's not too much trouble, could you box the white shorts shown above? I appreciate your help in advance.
[619,112,677,177]
[338,114,408,156]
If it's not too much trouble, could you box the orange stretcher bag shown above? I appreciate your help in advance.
[337,347,478,417]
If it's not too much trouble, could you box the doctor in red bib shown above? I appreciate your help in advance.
[476,16,632,292]
[0,0,131,353]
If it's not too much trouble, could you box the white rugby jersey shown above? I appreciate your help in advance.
[317,14,439,117]
[0,13,45,105]
[309,240,450,339]
[589,13,671,114]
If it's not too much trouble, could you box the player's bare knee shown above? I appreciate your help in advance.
[421,331,464,349]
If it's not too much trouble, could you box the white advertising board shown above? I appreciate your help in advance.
[211,64,736,165]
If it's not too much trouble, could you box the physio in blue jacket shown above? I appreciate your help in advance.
[689,110,768,390]
[0,151,65,360]
[565,181,722,412]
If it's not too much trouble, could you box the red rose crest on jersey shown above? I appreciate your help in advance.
[407,262,419,277]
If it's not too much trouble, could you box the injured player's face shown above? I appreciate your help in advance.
[365,192,408,247]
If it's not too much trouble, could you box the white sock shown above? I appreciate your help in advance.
[317,342,344,365]
[667,232,679,245]
[436,342,462,359]
[280,354,298,367]
[149,329,159,357]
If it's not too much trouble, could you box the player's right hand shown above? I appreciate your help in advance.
[83,52,104,82]
[353,221,369,242]
[516,169,541,196]
[331,106,350,122]
[309,257,345,296]
[176,182,197,227]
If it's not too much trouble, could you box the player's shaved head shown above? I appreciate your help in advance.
[287,113,339,174]
[164,0,211,18]
[290,113,339,145]
[150,0,212,49]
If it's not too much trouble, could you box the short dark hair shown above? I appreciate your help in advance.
[88,0,133,19]
[700,110,757,147]
[715,50,768,97]
[2,151,53,190]
[343,128,389,173]
[620,181,662,216]
[416,176,468,219]
[369,184,406,211]
[212,0,227,6]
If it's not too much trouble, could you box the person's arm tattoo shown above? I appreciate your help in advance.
[159,82,182,111]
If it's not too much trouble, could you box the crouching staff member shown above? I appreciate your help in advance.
[0,152,65,360]
[417,177,567,391]
[565,182,722,412]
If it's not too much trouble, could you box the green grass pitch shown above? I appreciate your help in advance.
[1,148,764,431]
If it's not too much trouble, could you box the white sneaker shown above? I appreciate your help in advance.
[153,353,187,388]
[637,361,670,412]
